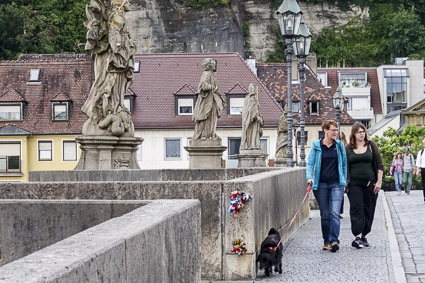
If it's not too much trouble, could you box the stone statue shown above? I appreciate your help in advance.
[192,58,226,141]
[276,105,288,160]
[240,83,264,150]
[82,0,136,137]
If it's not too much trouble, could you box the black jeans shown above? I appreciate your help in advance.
[347,182,378,237]
[420,168,425,201]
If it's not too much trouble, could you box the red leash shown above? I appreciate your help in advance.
[270,185,312,251]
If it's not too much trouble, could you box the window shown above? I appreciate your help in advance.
[318,72,328,87]
[260,138,268,155]
[137,145,142,161]
[178,98,194,115]
[52,103,68,121]
[124,97,132,113]
[134,61,140,73]
[385,69,408,106]
[38,141,52,161]
[0,142,20,172]
[318,131,325,139]
[293,101,300,113]
[165,139,180,159]
[228,138,241,159]
[310,101,319,114]
[297,131,309,145]
[0,105,21,121]
[339,71,367,87]
[29,69,40,82]
[229,97,244,115]
[63,140,77,161]
[347,98,352,110]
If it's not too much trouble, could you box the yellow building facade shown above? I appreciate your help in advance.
[0,135,80,182]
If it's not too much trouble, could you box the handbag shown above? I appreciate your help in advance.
[390,165,395,176]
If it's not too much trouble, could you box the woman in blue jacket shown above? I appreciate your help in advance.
[306,120,347,252]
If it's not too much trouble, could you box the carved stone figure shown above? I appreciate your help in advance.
[82,0,136,137]
[192,58,226,141]
[240,83,264,150]
[276,105,288,160]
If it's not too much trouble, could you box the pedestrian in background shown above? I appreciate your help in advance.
[391,152,403,195]
[306,120,347,253]
[415,139,425,203]
[345,122,383,249]
[403,148,414,195]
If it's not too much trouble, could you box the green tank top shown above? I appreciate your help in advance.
[348,145,376,185]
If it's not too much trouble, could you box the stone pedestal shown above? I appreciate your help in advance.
[274,157,287,167]
[74,135,143,170]
[184,139,227,169]
[237,149,268,168]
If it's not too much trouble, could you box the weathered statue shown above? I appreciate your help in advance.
[192,58,226,141]
[240,83,264,150]
[82,0,136,137]
[276,105,288,160]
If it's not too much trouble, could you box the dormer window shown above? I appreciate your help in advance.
[124,97,132,113]
[310,101,319,114]
[0,104,22,121]
[134,61,140,73]
[29,69,40,82]
[178,98,194,115]
[229,97,244,115]
[52,102,69,121]
[293,101,300,113]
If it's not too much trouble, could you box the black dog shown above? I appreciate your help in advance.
[257,228,283,277]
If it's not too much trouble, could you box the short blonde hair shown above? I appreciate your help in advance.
[321,120,337,131]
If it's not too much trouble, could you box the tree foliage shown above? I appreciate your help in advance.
[372,125,425,190]
[0,0,88,60]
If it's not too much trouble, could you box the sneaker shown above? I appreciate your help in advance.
[322,244,331,251]
[407,191,410,195]
[352,237,364,249]
[397,192,401,195]
[331,242,340,253]
[361,236,370,247]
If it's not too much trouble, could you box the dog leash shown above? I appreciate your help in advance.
[270,185,312,252]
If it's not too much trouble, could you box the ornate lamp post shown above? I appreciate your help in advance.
[293,19,311,167]
[276,0,302,167]
[333,86,344,138]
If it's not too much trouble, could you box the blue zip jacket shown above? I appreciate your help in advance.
[306,139,347,190]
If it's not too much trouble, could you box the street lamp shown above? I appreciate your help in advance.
[276,0,302,167]
[333,86,344,137]
[293,19,311,167]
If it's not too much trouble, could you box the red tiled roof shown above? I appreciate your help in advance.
[50,92,72,102]
[173,83,197,95]
[0,88,26,102]
[0,54,92,135]
[225,83,248,95]
[317,68,382,114]
[131,53,282,129]
[257,63,356,125]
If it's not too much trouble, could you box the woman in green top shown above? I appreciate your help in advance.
[345,123,384,249]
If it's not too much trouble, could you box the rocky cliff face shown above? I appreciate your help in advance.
[127,0,368,62]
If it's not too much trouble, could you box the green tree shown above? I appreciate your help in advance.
[0,3,27,59]
[372,125,425,190]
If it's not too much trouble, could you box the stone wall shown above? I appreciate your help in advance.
[1,168,308,280]
[0,199,201,283]
[0,200,145,267]
[29,168,275,182]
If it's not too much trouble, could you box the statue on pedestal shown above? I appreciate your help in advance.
[192,58,226,141]
[75,0,142,170]
[82,0,136,137]
[240,83,264,150]
[275,105,288,162]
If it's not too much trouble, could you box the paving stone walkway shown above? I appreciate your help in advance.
[386,190,425,283]
[206,190,425,283]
